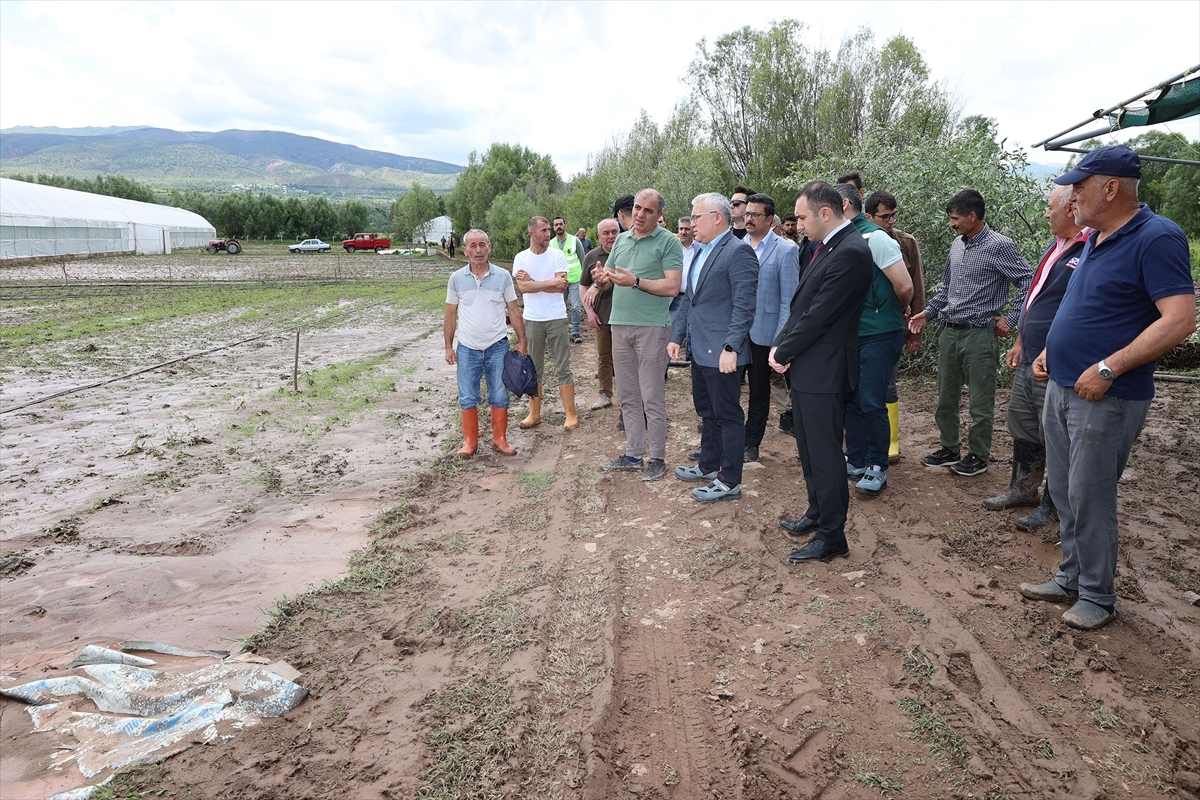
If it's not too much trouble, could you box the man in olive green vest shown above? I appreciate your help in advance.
[832,183,912,496]
[552,216,586,343]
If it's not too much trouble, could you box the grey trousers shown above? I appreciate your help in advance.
[1043,380,1149,608]
[525,317,573,387]
[612,324,669,460]
[1007,361,1048,444]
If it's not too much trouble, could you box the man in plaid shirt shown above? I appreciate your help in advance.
[908,189,1033,477]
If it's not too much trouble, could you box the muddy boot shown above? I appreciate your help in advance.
[490,407,516,456]
[457,407,479,457]
[1016,491,1059,532]
[887,402,901,464]
[520,387,542,429]
[984,439,1043,510]
[560,383,579,430]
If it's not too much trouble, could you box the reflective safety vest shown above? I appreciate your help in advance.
[552,234,583,283]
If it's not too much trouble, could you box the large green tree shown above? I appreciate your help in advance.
[564,103,733,234]
[389,183,444,244]
[685,21,954,201]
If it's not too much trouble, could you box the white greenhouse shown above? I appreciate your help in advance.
[0,178,216,260]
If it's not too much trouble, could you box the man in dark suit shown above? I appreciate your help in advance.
[769,181,874,561]
[668,192,759,502]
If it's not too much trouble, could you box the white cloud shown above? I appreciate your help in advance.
[2,1,1197,176]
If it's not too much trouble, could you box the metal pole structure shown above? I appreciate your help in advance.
[293,329,300,393]
[1047,146,1200,167]
[1033,65,1200,148]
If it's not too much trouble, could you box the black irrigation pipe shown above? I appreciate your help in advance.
[0,299,400,416]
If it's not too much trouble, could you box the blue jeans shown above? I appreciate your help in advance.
[456,338,509,409]
[567,282,582,336]
[845,330,904,469]
[1044,380,1149,609]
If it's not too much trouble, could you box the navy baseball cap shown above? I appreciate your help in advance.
[1053,144,1141,185]
[612,194,635,216]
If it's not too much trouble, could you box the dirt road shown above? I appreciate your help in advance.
[2,254,1198,799]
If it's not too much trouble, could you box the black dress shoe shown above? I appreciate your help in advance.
[786,538,849,563]
[744,445,759,462]
[778,516,819,535]
[779,410,793,433]
[687,448,701,461]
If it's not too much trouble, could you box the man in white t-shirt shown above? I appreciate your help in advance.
[514,216,578,430]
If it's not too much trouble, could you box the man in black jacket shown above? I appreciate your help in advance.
[769,181,874,562]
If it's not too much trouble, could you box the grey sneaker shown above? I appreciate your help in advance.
[691,479,742,503]
[675,464,717,482]
[641,459,666,481]
[1062,600,1117,631]
[602,455,644,471]
[1018,579,1078,603]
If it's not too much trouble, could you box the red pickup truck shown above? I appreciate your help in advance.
[342,233,391,252]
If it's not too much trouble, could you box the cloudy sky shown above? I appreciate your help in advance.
[2,1,1198,177]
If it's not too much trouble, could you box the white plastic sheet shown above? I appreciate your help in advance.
[1,658,306,784]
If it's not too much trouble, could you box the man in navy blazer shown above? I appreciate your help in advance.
[769,181,874,561]
[669,192,759,502]
[742,193,800,463]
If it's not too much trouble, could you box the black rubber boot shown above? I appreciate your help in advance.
[984,439,1043,510]
[1016,491,1059,531]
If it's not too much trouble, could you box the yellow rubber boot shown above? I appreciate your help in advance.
[560,383,579,430]
[887,402,900,463]
[520,388,542,429]
[458,407,479,456]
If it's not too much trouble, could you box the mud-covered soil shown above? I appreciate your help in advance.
[2,252,1199,800]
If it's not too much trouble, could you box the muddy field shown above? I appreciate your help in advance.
[2,249,1198,800]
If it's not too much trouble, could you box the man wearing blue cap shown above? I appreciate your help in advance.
[1020,144,1195,631]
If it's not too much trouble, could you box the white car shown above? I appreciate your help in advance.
[289,239,331,253]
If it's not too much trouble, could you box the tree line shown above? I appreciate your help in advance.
[7,173,393,242]
[438,21,1198,265]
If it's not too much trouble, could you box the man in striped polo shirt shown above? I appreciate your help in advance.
[444,229,528,456]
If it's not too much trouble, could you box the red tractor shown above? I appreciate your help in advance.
[206,238,242,254]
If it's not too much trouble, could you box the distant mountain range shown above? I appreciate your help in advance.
[0,126,463,197]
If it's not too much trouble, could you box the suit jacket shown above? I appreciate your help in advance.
[772,222,874,394]
[748,231,801,347]
[670,229,759,369]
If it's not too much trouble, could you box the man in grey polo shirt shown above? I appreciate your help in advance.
[444,229,528,456]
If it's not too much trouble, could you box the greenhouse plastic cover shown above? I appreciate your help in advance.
[0,177,215,259]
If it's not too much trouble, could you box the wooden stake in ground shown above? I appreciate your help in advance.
[293,329,300,393]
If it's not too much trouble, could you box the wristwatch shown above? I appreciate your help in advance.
[723,344,736,354]
[633,276,641,291]
[1097,359,1115,380]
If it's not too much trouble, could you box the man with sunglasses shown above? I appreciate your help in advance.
[729,185,755,240]
[865,190,926,464]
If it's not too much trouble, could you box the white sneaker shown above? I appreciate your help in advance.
[590,395,613,410]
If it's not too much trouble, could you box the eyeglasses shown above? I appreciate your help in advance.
[873,212,897,222]
[743,211,768,220]
[691,210,720,220]
[730,199,747,207]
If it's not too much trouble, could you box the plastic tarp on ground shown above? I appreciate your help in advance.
[1,657,306,797]
[0,177,216,260]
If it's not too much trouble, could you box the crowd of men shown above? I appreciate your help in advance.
[443,144,1195,631]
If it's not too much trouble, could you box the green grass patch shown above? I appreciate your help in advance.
[516,469,554,498]
[895,695,968,759]
[0,280,444,352]
[417,673,519,799]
